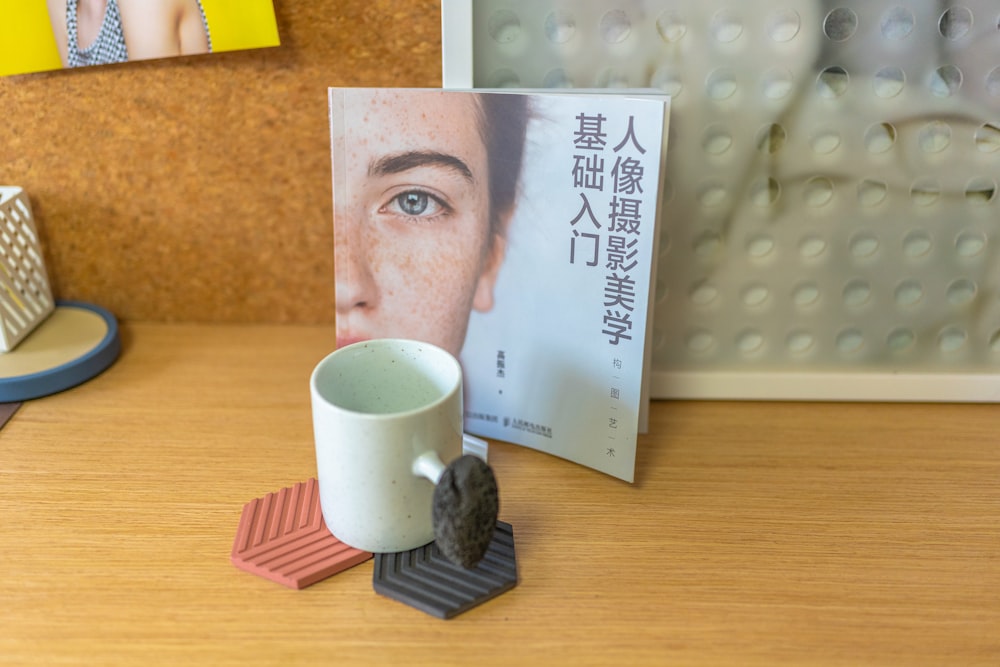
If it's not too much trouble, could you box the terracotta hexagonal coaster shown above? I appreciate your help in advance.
[232,478,372,589]
[372,520,517,619]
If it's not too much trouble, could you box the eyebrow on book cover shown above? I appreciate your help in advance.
[368,151,475,183]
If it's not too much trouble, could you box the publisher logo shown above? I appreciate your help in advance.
[505,417,552,439]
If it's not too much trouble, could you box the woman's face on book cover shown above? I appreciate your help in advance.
[334,90,506,357]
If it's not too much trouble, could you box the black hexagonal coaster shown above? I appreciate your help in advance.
[372,520,517,619]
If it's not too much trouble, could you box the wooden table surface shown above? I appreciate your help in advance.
[1,323,997,666]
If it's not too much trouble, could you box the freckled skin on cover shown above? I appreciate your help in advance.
[334,90,505,358]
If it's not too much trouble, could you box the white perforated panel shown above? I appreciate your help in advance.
[443,1,1000,400]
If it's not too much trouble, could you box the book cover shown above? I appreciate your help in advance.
[330,88,669,482]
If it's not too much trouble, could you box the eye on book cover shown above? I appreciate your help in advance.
[330,87,670,482]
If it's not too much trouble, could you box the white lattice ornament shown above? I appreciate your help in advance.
[0,187,55,352]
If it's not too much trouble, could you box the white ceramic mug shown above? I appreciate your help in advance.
[310,338,464,553]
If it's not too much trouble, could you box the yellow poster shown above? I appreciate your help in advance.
[0,0,279,77]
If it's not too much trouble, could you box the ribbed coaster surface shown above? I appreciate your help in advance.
[372,520,517,619]
[232,478,372,589]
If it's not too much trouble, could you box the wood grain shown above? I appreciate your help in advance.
[1,322,997,665]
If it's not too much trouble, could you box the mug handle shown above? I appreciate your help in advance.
[411,450,447,484]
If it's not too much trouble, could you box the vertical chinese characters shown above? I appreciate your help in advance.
[604,116,647,346]
[568,111,648,346]
[569,112,607,268]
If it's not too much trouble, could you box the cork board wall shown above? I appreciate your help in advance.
[0,0,442,323]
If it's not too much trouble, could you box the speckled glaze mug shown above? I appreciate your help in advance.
[310,338,464,553]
